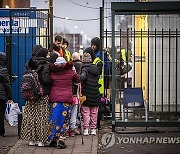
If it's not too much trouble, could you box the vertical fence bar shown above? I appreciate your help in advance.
[119,28,122,118]
[25,28,27,63]
[161,29,164,112]
[148,28,150,109]
[3,27,5,51]
[49,0,53,51]
[111,9,116,132]
[175,28,178,113]
[105,29,108,98]
[120,28,122,89]
[18,27,20,103]
[126,28,129,85]
[154,28,157,111]
[100,7,104,60]
[133,27,136,87]
[105,29,108,48]
[9,10,12,83]
[168,28,171,113]
[47,9,50,47]
[141,29,142,88]
[31,27,34,58]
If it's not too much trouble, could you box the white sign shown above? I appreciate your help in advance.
[0,17,37,33]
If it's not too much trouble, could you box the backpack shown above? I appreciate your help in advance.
[21,70,44,101]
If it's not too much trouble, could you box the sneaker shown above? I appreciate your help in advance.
[70,130,75,137]
[73,128,80,135]
[29,141,37,146]
[90,129,96,135]
[65,131,70,138]
[83,128,89,136]
[38,142,44,147]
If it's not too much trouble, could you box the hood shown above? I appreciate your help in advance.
[28,57,49,71]
[32,45,42,57]
[0,52,7,67]
[50,61,73,74]
[32,57,49,64]
[82,63,100,77]
[84,47,96,62]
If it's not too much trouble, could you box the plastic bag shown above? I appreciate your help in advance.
[5,103,20,126]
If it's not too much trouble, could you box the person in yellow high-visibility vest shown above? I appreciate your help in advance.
[93,57,104,94]
[62,38,71,62]
[52,35,71,62]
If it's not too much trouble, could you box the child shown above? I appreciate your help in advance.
[80,49,101,136]
[69,52,82,136]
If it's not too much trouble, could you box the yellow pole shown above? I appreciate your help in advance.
[135,0,148,100]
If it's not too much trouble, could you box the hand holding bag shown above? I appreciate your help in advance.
[5,102,20,126]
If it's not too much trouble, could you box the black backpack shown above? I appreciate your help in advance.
[21,70,44,101]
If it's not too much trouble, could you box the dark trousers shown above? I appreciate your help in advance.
[0,99,6,136]
[97,110,102,129]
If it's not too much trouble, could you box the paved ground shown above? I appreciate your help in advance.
[7,135,98,154]
[99,120,180,154]
[0,122,18,154]
[2,119,180,154]
[0,121,98,154]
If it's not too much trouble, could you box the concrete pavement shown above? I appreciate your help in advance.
[7,135,98,154]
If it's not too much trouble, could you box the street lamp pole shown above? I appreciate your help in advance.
[73,26,77,52]
[73,33,75,52]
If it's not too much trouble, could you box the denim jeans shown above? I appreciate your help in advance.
[70,105,78,130]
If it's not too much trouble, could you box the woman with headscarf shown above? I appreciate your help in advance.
[21,48,52,147]
[48,57,80,148]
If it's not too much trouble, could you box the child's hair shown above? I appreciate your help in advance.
[72,52,80,61]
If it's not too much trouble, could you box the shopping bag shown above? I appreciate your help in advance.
[5,103,20,126]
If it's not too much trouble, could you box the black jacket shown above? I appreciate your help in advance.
[0,52,12,101]
[80,63,101,107]
[26,57,52,95]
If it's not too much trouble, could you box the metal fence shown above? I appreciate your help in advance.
[102,1,180,131]
[0,8,50,109]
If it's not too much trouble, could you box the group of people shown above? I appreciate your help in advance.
[19,35,106,149]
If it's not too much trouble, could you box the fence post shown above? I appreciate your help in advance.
[49,0,53,51]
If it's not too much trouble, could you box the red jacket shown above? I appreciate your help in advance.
[49,62,80,103]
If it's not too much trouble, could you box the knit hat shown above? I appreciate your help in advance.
[49,52,58,63]
[82,52,92,63]
[36,47,49,58]
[54,57,66,64]
[84,47,96,61]
[32,45,42,57]
[91,37,100,47]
